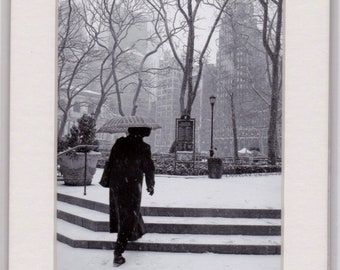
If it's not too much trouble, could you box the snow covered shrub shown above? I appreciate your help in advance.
[58,114,99,153]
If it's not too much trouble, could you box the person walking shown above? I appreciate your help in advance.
[99,127,155,266]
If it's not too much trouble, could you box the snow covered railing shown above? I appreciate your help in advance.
[57,145,98,157]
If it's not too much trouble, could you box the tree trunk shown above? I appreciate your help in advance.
[185,14,195,117]
[131,78,142,116]
[267,59,279,165]
[230,93,239,164]
[179,26,193,116]
[58,106,70,139]
[93,95,107,121]
[111,55,125,116]
[259,0,282,165]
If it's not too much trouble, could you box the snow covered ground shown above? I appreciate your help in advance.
[57,170,282,269]
[58,169,282,209]
[57,242,281,270]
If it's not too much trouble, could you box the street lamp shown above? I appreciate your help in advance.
[209,95,216,157]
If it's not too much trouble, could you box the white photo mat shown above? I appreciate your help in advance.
[330,0,339,268]
[8,0,330,269]
[0,0,10,269]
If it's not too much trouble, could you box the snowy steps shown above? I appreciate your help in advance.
[57,193,281,218]
[57,201,281,236]
[57,193,281,255]
[57,219,280,254]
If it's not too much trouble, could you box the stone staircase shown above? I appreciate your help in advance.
[56,193,281,255]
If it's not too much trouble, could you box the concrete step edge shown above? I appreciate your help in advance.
[57,193,281,219]
[57,219,281,245]
[57,201,281,225]
[57,209,281,235]
[57,233,280,255]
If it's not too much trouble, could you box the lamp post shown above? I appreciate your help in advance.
[209,95,216,157]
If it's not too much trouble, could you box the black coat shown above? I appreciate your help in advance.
[101,135,155,238]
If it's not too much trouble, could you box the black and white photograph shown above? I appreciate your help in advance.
[56,0,282,269]
[4,0,331,270]
[1,0,334,269]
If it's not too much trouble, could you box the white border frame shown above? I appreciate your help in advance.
[8,0,330,269]
[9,0,57,269]
[283,1,329,269]
[0,0,10,269]
[330,0,339,269]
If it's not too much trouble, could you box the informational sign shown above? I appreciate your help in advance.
[176,118,195,152]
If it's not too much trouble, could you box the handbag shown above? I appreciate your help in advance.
[99,161,110,188]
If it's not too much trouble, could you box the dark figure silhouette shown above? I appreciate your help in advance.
[100,127,155,266]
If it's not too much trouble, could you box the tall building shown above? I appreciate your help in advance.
[153,52,182,153]
[153,52,218,154]
[215,0,282,157]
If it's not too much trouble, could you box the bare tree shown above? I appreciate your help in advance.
[130,11,177,116]
[217,0,277,107]
[80,0,175,120]
[58,0,99,138]
[81,0,145,117]
[215,0,280,161]
[145,0,230,117]
[218,2,256,161]
[258,0,282,165]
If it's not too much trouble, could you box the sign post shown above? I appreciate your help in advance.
[174,116,195,173]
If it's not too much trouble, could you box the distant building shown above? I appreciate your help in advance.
[58,89,100,136]
[153,52,182,153]
[153,52,218,154]
[215,0,282,158]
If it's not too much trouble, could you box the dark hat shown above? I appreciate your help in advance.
[128,127,151,137]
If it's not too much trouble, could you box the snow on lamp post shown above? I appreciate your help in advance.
[209,95,216,157]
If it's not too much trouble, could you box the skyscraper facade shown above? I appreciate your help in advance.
[215,0,281,158]
[153,51,218,154]
[153,52,182,153]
